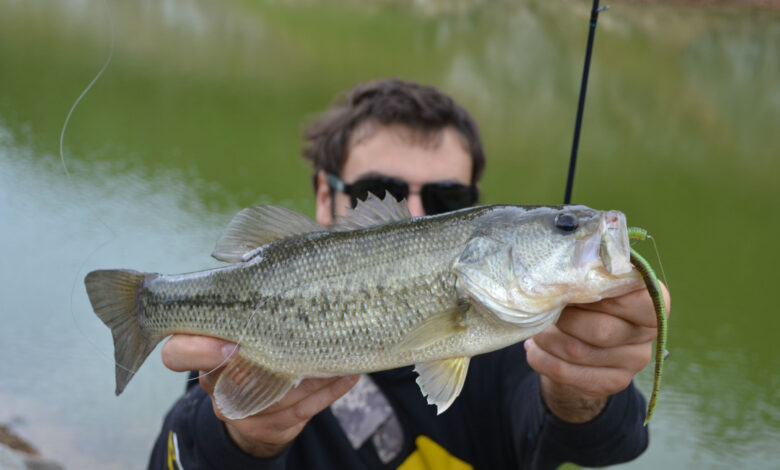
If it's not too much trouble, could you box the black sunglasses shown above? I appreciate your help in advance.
[327,173,478,215]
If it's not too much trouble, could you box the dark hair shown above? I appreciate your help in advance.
[302,78,485,190]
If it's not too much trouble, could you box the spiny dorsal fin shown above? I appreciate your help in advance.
[331,192,412,231]
[414,356,470,415]
[213,351,300,419]
[212,205,324,263]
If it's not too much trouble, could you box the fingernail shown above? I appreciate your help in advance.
[221,343,239,359]
[524,339,533,351]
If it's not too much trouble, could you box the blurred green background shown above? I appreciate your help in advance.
[1,0,778,468]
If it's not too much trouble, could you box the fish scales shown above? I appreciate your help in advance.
[139,207,491,375]
[86,196,659,419]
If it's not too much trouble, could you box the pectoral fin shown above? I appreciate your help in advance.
[213,352,300,419]
[391,302,469,354]
[414,357,470,414]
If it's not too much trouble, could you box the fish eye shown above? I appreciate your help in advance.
[554,212,579,233]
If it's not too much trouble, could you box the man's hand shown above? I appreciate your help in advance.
[161,335,359,457]
[524,285,670,423]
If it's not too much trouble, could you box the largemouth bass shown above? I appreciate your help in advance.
[85,194,647,420]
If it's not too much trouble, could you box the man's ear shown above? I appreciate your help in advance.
[315,170,333,226]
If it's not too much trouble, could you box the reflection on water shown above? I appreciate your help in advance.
[1,0,779,468]
[633,352,780,469]
[0,128,231,469]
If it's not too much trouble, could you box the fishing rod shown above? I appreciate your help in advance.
[561,4,671,422]
[563,0,609,205]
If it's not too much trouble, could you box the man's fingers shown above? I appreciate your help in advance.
[210,376,359,424]
[162,334,236,372]
[262,377,350,413]
[554,309,656,348]
[572,284,670,327]
[289,375,360,421]
[218,375,360,447]
[525,339,632,397]
[531,327,652,370]
[259,376,360,432]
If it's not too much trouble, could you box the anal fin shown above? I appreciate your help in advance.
[214,353,299,420]
[414,356,470,415]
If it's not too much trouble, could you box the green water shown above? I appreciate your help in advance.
[1,0,778,468]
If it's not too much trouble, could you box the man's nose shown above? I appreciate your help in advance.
[406,194,426,217]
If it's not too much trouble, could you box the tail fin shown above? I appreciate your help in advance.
[84,269,158,395]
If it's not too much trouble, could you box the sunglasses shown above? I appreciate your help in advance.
[327,173,478,215]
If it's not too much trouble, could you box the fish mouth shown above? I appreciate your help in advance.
[573,211,632,276]
[573,230,602,271]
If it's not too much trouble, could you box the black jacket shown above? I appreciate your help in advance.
[149,343,648,469]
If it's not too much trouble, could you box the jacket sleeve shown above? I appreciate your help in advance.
[503,347,649,470]
[147,380,291,470]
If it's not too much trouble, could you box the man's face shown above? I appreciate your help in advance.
[315,124,473,225]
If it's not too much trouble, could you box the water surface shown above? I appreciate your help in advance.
[1,0,778,468]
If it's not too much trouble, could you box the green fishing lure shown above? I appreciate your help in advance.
[627,227,668,425]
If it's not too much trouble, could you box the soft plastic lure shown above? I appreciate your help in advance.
[627,227,668,425]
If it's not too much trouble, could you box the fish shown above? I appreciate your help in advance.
[84,193,647,420]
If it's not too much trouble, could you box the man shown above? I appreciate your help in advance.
[150,79,668,469]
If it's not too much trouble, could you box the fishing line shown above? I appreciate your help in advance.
[61,0,123,370]
[629,234,670,291]
[192,342,240,382]
[189,302,263,384]
[56,0,269,386]
[646,234,670,292]
[646,235,671,363]
[59,4,115,177]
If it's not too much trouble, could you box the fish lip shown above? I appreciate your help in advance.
[601,211,633,276]
[573,210,632,277]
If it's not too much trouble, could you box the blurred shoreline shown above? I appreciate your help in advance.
[616,0,779,7]
[0,424,37,455]
[0,424,63,470]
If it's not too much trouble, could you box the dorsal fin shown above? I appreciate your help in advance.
[212,205,324,263]
[331,192,413,231]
